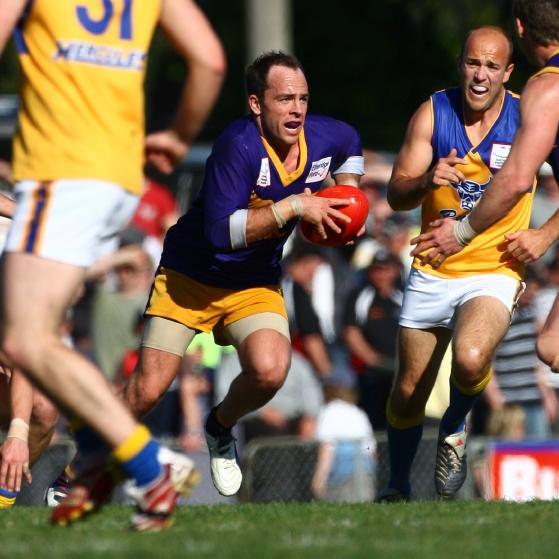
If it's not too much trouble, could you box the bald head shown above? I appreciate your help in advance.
[461,26,513,65]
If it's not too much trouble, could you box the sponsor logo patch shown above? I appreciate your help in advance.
[305,157,332,183]
[257,158,271,187]
[490,143,511,170]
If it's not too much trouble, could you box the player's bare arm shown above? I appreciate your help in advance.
[145,0,226,173]
[505,206,559,263]
[0,0,26,54]
[245,178,360,245]
[0,371,33,493]
[388,101,466,211]
[411,74,559,268]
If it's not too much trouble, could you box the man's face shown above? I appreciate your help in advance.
[460,29,514,115]
[249,65,309,151]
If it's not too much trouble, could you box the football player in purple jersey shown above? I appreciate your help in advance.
[123,51,366,496]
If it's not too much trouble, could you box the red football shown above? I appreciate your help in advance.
[300,185,369,247]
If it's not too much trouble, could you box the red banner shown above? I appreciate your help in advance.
[489,442,559,501]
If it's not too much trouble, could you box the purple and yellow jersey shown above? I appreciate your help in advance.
[161,114,364,289]
[414,87,535,280]
[11,0,161,195]
[531,52,559,182]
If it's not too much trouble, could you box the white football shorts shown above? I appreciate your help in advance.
[5,179,139,267]
[399,268,524,329]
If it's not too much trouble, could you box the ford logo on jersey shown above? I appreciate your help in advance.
[453,177,491,211]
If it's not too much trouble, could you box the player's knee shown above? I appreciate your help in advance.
[390,381,426,418]
[246,351,289,394]
[0,334,29,369]
[127,377,165,417]
[453,347,486,383]
[537,333,557,368]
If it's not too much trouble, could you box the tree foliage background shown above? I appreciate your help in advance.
[0,0,535,153]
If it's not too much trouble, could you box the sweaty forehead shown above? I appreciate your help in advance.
[265,66,308,94]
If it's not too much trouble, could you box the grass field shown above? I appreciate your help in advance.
[1,501,559,559]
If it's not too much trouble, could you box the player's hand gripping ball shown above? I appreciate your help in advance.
[300,185,369,247]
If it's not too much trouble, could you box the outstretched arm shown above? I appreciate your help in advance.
[145,0,226,173]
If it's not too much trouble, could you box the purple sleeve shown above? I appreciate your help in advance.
[202,138,254,250]
[330,120,363,171]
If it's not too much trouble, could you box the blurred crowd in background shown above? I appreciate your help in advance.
[1,147,559,501]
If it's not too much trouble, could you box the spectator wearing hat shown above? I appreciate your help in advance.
[342,249,403,430]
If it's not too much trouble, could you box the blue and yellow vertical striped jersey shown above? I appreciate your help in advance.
[12,0,161,195]
[414,87,535,280]
[531,52,559,182]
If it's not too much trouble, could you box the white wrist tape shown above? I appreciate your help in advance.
[272,195,304,229]
[271,203,287,229]
[7,418,29,443]
[453,215,477,247]
[289,195,304,218]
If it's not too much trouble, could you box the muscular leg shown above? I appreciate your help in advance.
[0,253,138,446]
[123,316,197,417]
[124,349,183,417]
[440,296,511,435]
[537,293,559,371]
[204,316,291,497]
[217,328,291,426]
[390,327,452,418]
[384,326,451,496]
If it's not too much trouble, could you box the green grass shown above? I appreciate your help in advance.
[1,501,559,559]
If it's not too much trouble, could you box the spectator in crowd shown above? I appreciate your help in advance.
[283,245,334,377]
[131,178,179,241]
[89,242,154,382]
[485,269,558,438]
[130,177,180,265]
[342,249,403,430]
[485,405,526,440]
[311,366,376,503]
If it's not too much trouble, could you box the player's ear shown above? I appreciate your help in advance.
[503,63,514,84]
[515,17,525,39]
[248,94,261,116]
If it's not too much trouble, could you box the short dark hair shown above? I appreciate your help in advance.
[460,26,514,65]
[245,51,305,100]
[514,0,559,46]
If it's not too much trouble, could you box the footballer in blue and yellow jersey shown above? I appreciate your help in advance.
[160,114,363,290]
[414,87,535,281]
[12,0,161,195]
[530,51,559,181]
